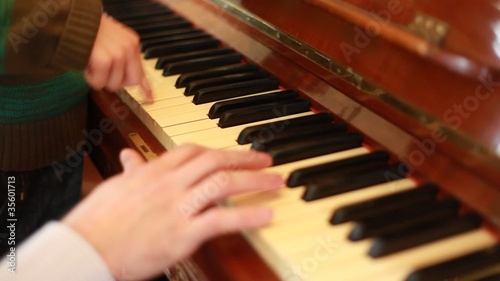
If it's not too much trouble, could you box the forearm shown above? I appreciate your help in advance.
[0,0,102,75]
[0,222,114,281]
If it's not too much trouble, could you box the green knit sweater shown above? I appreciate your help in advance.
[0,0,103,171]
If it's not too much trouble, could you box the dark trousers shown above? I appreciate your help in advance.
[0,162,83,255]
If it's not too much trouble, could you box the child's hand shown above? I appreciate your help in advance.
[85,14,153,102]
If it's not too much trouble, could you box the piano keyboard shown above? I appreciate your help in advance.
[104,1,500,280]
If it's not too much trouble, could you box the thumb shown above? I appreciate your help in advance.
[120,148,145,173]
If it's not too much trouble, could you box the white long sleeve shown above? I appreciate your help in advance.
[0,222,114,281]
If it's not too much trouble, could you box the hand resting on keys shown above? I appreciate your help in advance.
[85,14,154,102]
[0,145,283,281]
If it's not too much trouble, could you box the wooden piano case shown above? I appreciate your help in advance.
[89,0,500,280]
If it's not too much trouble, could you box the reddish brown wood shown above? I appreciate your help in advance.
[334,0,500,71]
[193,234,280,281]
[238,0,500,157]
[87,91,166,177]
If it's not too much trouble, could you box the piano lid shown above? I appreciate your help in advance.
[308,0,500,75]
[237,0,500,76]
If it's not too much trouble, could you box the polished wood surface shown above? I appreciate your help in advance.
[87,92,166,177]
[310,0,500,72]
[238,0,500,160]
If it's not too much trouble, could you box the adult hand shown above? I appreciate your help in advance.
[63,144,283,280]
[85,14,153,102]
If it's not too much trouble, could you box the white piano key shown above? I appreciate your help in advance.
[144,98,203,121]
[127,74,183,102]
[165,119,222,136]
[139,96,199,125]
[232,179,414,280]
[153,90,292,129]
[170,112,314,148]
[318,230,496,281]
[236,178,496,280]
[155,108,212,127]
[146,100,212,118]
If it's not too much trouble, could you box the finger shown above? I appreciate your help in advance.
[122,50,141,86]
[141,76,154,102]
[173,149,273,188]
[120,148,145,173]
[85,48,112,90]
[191,207,273,242]
[146,144,208,175]
[123,39,154,103]
[105,52,126,92]
[183,171,282,214]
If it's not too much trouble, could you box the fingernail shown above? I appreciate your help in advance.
[142,77,154,103]
[253,151,273,163]
[120,149,131,164]
[142,77,151,91]
[271,174,284,186]
[259,208,273,221]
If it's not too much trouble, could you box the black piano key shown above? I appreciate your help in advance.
[163,54,243,76]
[330,183,440,224]
[156,48,234,70]
[140,28,201,41]
[405,245,500,281]
[303,163,407,201]
[264,132,364,166]
[369,213,483,258]
[192,78,280,104]
[209,90,298,119]
[124,16,183,29]
[237,112,333,145]
[144,38,221,59]
[252,122,346,148]
[121,14,181,27]
[110,10,172,21]
[140,28,201,42]
[176,64,259,88]
[135,20,192,35]
[131,16,185,28]
[141,32,211,52]
[105,1,165,11]
[349,198,460,241]
[106,1,163,10]
[288,150,390,188]
[150,274,171,281]
[122,14,183,28]
[106,6,169,18]
[251,123,347,151]
[186,71,269,96]
[218,99,311,128]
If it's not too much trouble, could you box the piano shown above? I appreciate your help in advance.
[88,0,500,280]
